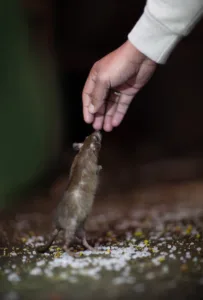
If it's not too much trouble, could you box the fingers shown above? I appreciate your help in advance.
[82,65,110,125]
[83,71,134,130]
[92,91,119,131]
[82,71,96,124]
[93,91,134,131]
[103,92,120,131]
[89,74,110,114]
[112,93,134,127]
[92,103,106,130]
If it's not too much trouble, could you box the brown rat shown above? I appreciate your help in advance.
[37,130,102,256]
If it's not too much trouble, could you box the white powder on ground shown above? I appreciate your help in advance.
[7,273,20,282]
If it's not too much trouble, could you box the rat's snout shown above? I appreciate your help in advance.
[94,131,102,142]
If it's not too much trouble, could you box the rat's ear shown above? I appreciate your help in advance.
[72,143,83,151]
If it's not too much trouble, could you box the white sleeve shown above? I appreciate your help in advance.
[128,0,203,64]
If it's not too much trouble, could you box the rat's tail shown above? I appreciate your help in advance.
[36,228,60,253]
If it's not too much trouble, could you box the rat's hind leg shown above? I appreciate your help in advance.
[63,221,77,256]
[82,235,95,252]
[76,227,95,252]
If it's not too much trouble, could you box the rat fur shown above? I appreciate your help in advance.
[37,131,102,256]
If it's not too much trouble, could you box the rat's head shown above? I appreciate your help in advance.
[73,131,102,158]
[86,131,102,155]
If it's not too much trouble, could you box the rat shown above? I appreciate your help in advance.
[36,130,102,256]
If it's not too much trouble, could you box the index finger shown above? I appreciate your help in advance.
[88,74,110,114]
[82,71,96,124]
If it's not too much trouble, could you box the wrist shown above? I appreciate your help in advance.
[124,40,157,66]
[126,39,156,63]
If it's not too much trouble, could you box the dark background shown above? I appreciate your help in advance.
[23,0,203,193]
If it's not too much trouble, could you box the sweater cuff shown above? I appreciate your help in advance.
[128,8,183,64]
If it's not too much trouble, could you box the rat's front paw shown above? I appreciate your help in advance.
[97,165,102,174]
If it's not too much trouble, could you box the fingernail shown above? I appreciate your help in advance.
[93,123,101,130]
[104,124,113,132]
[89,104,95,114]
[112,118,119,127]
[85,116,91,123]
[84,113,93,124]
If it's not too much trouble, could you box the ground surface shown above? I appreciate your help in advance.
[1,130,203,300]
[1,179,203,300]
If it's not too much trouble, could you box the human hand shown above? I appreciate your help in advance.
[82,40,157,131]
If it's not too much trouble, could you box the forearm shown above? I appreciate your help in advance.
[128,0,203,64]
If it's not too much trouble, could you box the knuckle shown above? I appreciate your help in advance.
[92,62,99,72]
[92,61,98,68]
[82,90,89,100]
[97,72,109,85]
[91,62,110,87]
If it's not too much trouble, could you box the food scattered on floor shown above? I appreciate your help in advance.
[1,202,203,300]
